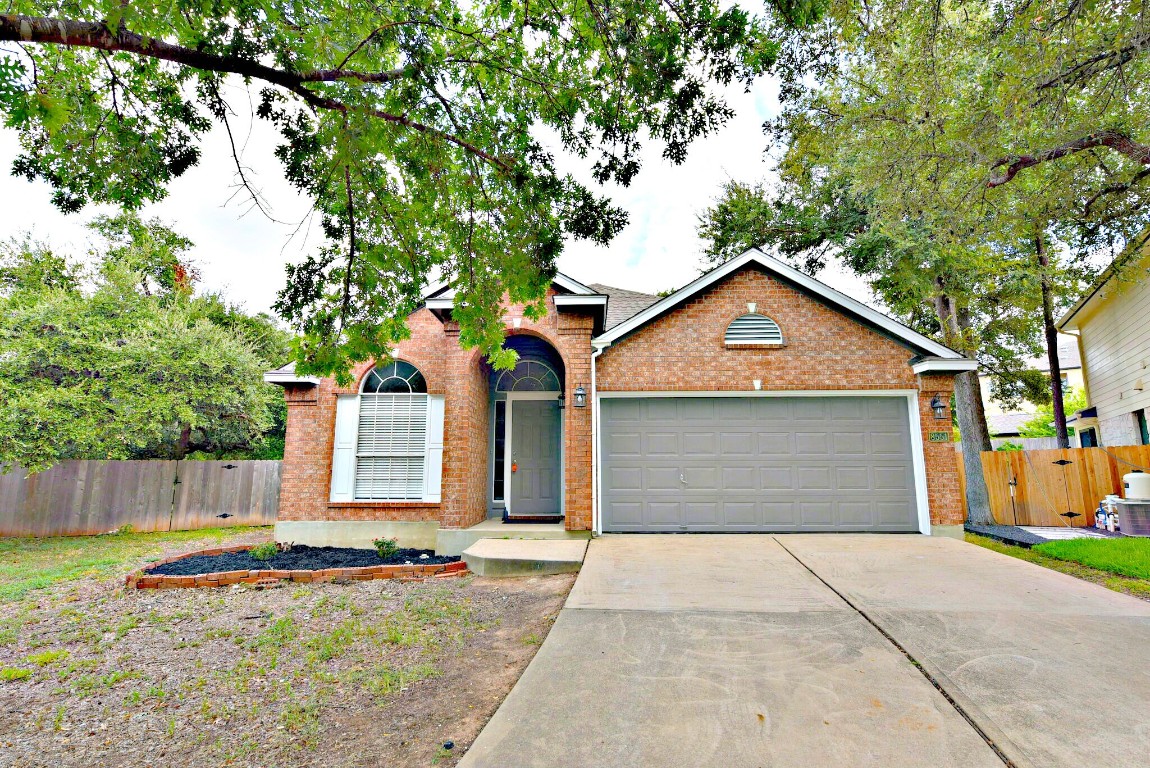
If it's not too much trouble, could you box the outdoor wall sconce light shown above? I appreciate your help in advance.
[930,394,948,420]
[573,385,588,408]
[557,391,566,409]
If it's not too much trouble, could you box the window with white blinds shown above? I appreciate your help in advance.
[354,393,429,500]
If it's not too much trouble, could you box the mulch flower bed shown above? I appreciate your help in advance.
[151,545,459,575]
[126,544,466,589]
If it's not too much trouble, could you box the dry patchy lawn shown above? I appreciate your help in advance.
[0,528,573,767]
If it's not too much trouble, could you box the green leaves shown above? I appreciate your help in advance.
[0,0,811,376]
[0,223,291,472]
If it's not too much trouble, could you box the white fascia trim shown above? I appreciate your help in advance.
[424,298,454,310]
[911,358,979,374]
[263,371,320,385]
[552,294,607,307]
[591,248,963,359]
[553,273,596,295]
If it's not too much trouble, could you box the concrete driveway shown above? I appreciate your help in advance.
[459,535,1150,768]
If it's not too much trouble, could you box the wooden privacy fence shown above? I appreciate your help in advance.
[957,446,1150,527]
[0,460,281,538]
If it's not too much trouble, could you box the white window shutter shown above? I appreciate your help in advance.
[424,395,445,502]
[330,395,359,501]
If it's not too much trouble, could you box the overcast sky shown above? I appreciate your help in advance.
[0,77,870,315]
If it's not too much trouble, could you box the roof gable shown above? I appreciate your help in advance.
[591,248,965,360]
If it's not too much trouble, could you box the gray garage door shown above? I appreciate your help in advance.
[600,396,919,532]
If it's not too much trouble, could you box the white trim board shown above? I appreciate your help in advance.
[591,248,966,361]
[594,389,931,535]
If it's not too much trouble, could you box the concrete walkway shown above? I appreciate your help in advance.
[461,535,1004,767]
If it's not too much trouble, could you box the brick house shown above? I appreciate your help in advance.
[266,249,976,553]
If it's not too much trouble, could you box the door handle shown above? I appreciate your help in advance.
[680,474,687,485]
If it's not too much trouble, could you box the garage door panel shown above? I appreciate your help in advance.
[645,432,679,455]
[835,466,870,490]
[608,466,642,491]
[646,467,682,491]
[601,396,918,533]
[757,432,794,454]
[647,502,682,526]
[832,432,869,455]
[684,502,720,525]
[683,466,717,487]
[609,432,642,456]
[721,466,757,490]
[796,466,832,491]
[720,432,756,456]
[761,466,794,489]
[871,431,908,455]
[722,501,759,526]
[794,432,830,456]
[683,432,717,456]
[799,501,834,526]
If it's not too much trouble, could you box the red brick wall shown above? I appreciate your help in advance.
[596,267,963,526]
[277,295,596,532]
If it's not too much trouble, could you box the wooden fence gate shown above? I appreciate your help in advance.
[958,446,1150,527]
[0,460,281,537]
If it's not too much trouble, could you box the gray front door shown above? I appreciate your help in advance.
[600,396,918,532]
[510,399,562,515]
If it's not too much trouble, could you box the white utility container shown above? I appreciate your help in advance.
[1124,471,1150,501]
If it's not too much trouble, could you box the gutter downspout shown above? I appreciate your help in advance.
[590,342,607,536]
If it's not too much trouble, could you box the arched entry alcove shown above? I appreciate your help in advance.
[488,335,566,521]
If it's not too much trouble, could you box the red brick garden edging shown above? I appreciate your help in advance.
[125,544,468,589]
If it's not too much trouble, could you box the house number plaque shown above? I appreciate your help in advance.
[928,431,951,443]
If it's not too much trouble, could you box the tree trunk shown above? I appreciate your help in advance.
[1036,231,1069,448]
[176,424,192,460]
[934,285,994,525]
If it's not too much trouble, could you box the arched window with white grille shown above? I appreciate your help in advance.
[724,313,784,346]
[329,361,444,503]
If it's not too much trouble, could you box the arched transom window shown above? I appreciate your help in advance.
[356,361,429,499]
[495,359,561,392]
[361,360,427,394]
[725,313,784,346]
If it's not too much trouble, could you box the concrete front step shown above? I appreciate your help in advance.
[436,519,591,556]
[463,538,589,578]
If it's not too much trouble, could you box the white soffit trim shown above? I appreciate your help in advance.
[592,248,965,359]
[424,298,454,310]
[911,358,979,374]
[263,371,320,385]
[553,294,607,306]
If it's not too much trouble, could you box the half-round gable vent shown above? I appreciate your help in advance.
[725,314,783,346]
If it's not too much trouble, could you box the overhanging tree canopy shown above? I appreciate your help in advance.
[0,0,824,376]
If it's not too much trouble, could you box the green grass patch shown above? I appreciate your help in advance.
[0,667,33,683]
[1032,537,1150,579]
[0,526,268,604]
[967,533,1150,600]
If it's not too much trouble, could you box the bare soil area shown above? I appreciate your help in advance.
[0,528,573,767]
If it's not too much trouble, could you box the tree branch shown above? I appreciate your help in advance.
[0,13,511,173]
[1036,30,1150,91]
[986,130,1150,187]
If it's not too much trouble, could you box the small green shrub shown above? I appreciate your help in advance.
[250,542,279,562]
[372,537,400,560]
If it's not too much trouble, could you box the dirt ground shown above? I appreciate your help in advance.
[0,529,574,767]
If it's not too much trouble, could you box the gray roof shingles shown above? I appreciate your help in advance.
[588,283,661,330]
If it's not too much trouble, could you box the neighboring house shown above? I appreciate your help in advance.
[1058,240,1150,448]
[980,334,1084,442]
[266,250,976,553]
